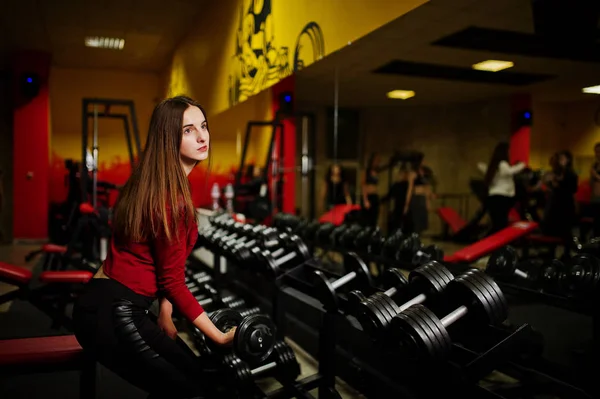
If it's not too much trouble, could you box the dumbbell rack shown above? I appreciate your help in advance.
[487,279,598,395]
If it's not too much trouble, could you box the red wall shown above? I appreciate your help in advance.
[509,94,531,165]
[12,52,51,240]
[271,76,296,214]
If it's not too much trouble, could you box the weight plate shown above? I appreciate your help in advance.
[382,268,408,293]
[346,290,367,311]
[366,296,392,331]
[409,261,447,295]
[421,261,453,297]
[462,269,504,325]
[390,309,435,359]
[205,308,243,355]
[370,294,396,331]
[487,246,518,277]
[469,270,508,324]
[403,305,446,360]
[453,274,494,327]
[234,314,276,364]
[354,298,386,338]
[374,292,401,318]
[408,304,451,360]
[365,296,390,335]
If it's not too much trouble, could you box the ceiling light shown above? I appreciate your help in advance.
[472,60,514,72]
[582,85,600,94]
[387,90,415,100]
[85,36,125,50]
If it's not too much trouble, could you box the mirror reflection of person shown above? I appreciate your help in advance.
[478,142,526,235]
[590,143,600,237]
[381,162,410,234]
[321,163,352,211]
[404,154,433,235]
[362,153,382,227]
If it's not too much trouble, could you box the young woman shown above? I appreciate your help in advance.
[72,96,235,398]
[590,143,600,237]
[478,142,526,235]
[544,150,578,246]
[321,163,352,211]
[404,154,432,235]
[362,153,382,227]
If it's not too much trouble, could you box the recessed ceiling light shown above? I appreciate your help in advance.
[84,36,125,50]
[472,60,514,72]
[582,85,600,94]
[387,90,415,100]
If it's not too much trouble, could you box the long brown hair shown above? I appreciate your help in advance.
[112,96,207,243]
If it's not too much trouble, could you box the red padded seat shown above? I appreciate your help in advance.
[79,203,96,215]
[319,204,361,226]
[42,244,67,254]
[445,221,539,263]
[0,262,33,285]
[0,335,83,366]
[39,270,93,284]
[437,207,467,234]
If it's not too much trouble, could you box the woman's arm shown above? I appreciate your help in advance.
[498,161,526,176]
[477,162,487,174]
[344,183,352,205]
[362,173,371,208]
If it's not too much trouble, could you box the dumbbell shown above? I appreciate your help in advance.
[486,246,535,281]
[381,229,404,259]
[223,341,300,387]
[352,262,454,339]
[315,223,336,246]
[314,252,373,310]
[339,224,363,250]
[390,268,508,360]
[354,227,375,252]
[561,253,600,298]
[228,226,281,263]
[251,235,311,276]
[395,233,422,263]
[204,308,276,364]
[411,244,444,267]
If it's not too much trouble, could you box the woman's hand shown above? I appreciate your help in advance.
[219,327,237,346]
[158,313,178,340]
[364,200,371,209]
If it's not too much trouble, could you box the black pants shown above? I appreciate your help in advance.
[73,278,215,398]
[592,201,600,238]
[487,195,514,235]
[362,194,380,227]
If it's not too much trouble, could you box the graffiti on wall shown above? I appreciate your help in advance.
[229,0,325,107]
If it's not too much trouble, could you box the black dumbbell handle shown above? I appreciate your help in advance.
[250,360,277,377]
[513,268,529,279]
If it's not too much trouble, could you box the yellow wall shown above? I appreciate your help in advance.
[165,0,427,115]
[50,67,161,163]
[530,98,600,175]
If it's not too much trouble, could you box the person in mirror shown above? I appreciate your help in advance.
[589,143,600,237]
[404,153,432,235]
[362,152,382,227]
[72,96,234,399]
[321,163,352,212]
[478,142,526,235]
[543,150,578,255]
[381,161,410,234]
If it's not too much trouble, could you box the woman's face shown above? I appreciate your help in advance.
[180,105,210,165]
[331,165,340,178]
[558,154,568,167]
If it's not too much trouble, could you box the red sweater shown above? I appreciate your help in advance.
[103,214,204,323]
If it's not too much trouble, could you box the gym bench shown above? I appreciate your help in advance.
[0,335,96,399]
[0,261,92,330]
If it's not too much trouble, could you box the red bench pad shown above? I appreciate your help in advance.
[39,271,93,284]
[42,244,67,254]
[0,335,83,366]
[0,262,33,285]
[437,207,467,234]
[79,203,96,215]
[319,204,361,226]
[445,221,539,263]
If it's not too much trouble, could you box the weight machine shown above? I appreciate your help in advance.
[234,113,317,222]
[80,98,142,209]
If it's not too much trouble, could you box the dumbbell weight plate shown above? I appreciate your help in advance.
[355,297,389,338]
[373,292,400,318]
[369,294,395,328]
[408,262,449,296]
[405,304,452,359]
[365,296,392,329]
[381,268,408,294]
[464,268,508,324]
[233,314,276,364]
[346,290,367,311]
[407,304,450,358]
[205,309,244,356]
[391,309,438,359]
[452,272,504,326]
[487,246,518,277]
